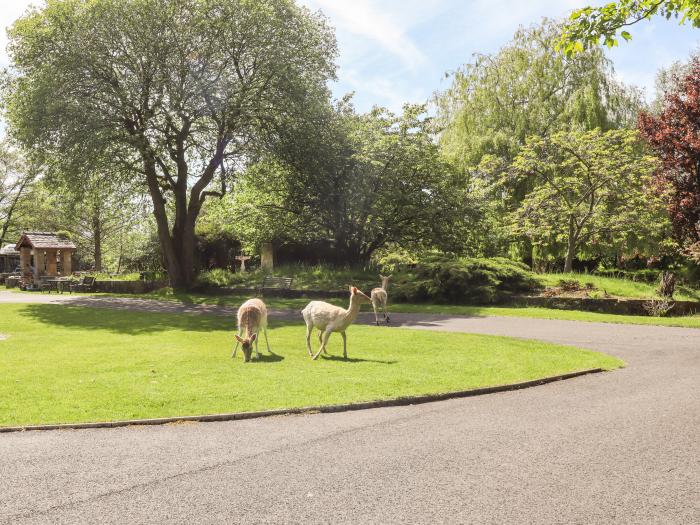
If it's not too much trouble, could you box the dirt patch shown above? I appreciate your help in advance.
[541,279,611,299]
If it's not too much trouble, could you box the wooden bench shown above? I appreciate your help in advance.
[256,275,293,296]
[69,276,96,293]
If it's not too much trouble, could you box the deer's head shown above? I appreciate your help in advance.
[235,333,257,362]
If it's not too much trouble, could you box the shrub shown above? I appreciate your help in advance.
[643,298,675,317]
[197,268,251,287]
[391,256,539,304]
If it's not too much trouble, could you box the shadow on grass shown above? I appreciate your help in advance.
[252,351,285,363]
[19,304,300,335]
[319,354,398,365]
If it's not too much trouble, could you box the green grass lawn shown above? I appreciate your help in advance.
[537,272,700,301]
[0,303,621,427]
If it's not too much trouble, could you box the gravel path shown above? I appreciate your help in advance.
[0,291,698,524]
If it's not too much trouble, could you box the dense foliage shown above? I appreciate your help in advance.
[639,59,700,262]
[436,20,640,171]
[1,2,697,285]
[0,142,36,248]
[201,102,477,262]
[511,129,669,272]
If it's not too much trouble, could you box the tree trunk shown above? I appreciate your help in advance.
[564,215,576,273]
[138,135,223,290]
[93,213,102,272]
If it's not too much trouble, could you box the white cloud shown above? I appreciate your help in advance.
[342,68,424,112]
[301,0,428,68]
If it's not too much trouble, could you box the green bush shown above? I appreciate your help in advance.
[391,256,539,304]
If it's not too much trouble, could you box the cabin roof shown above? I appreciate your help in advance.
[15,231,77,250]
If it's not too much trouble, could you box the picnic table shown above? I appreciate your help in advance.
[41,278,72,294]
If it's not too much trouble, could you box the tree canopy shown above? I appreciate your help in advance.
[0,142,36,248]
[203,102,474,263]
[512,129,666,271]
[639,58,700,260]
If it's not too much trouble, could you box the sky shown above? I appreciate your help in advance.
[2,0,700,116]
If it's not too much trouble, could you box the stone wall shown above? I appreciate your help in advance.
[508,295,699,317]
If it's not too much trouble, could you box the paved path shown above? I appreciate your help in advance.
[0,292,698,523]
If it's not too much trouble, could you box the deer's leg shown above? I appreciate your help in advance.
[231,329,242,358]
[372,300,380,326]
[383,301,390,324]
[305,323,313,357]
[341,331,347,359]
[254,332,261,360]
[318,330,329,354]
[313,329,332,360]
[264,327,271,353]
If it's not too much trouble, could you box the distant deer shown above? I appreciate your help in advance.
[232,298,270,362]
[302,286,371,360]
[370,274,392,325]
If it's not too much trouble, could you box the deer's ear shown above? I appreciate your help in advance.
[250,333,257,342]
[351,286,357,295]
[380,274,385,279]
[235,335,243,343]
[387,274,393,279]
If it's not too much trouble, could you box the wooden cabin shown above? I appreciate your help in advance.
[15,232,77,282]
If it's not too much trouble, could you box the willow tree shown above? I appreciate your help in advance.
[435,19,641,173]
[4,0,336,288]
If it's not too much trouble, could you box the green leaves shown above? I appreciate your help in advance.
[559,1,700,55]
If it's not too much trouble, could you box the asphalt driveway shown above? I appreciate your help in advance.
[0,293,698,523]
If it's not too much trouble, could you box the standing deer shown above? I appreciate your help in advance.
[232,298,270,362]
[370,274,392,325]
[302,286,371,360]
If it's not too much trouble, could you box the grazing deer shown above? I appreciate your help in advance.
[370,274,392,325]
[232,298,270,362]
[302,286,371,360]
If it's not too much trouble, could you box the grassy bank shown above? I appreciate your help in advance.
[537,273,700,302]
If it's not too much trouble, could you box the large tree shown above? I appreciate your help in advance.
[4,0,336,288]
[639,58,700,259]
[512,129,666,272]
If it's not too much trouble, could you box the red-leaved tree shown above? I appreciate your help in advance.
[639,59,700,260]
